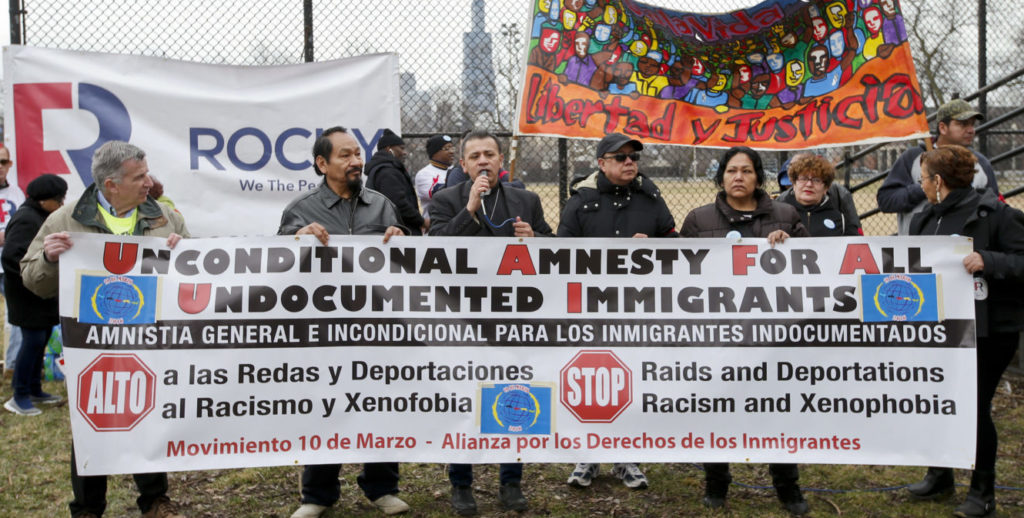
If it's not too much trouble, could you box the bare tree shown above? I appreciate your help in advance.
[903,0,973,107]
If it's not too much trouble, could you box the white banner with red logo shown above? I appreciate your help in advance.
[2,45,400,237]
[60,233,977,475]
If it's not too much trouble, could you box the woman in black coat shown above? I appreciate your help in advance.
[2,174,67,416]
[681,147,809,516]
[904,145,1024,518]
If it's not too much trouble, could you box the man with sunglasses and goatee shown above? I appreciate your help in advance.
[558,133,677,491]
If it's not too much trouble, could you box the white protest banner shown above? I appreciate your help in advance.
[2,45,399,236]
[60,234,976,475]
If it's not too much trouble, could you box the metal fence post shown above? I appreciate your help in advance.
[978,0,988,158]
[9,0,23,44]
[558,137,568,213]
[303,0,313,63]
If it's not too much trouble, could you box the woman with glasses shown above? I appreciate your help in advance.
[777,153,861,236]
[680,146,810,515]
[904,145,1024,518]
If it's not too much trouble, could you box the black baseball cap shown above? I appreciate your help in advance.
[596,133,644,158]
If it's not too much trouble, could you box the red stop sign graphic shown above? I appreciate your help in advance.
[560,350,632,423]
[77,353,157,432]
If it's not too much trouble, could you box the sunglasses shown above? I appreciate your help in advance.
[603,152,641,162]
[0,159,10,166]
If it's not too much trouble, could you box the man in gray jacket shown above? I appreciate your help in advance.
[278,126,409,518]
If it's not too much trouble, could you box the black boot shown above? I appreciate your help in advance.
[954,470,995,517]
[907,467,955,499]
[770,464,808,516]
[702,463,730,509]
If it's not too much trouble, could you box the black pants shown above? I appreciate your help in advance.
[69,446,168,517]
[448,463,522,486]
[704,462,799,492]
[975,333,1019,472]
[300,463,400,505]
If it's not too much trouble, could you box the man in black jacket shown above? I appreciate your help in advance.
[428,131,552,239]
[428,130,551,516]
[3,174,67,416]
[558,133,674,491]
[558,133,677,239]
[364,129,425,235]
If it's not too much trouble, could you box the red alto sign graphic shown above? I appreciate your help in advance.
[77,353,157,431]
[560,350,632,423]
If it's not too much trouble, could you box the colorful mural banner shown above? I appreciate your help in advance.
[61,234,977,475]
[515,0,928,149]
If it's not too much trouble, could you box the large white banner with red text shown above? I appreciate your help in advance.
[2,45,400,237]
[60,234,977,475]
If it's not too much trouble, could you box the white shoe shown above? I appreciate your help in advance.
[290,503,328,518]
[567,463,599,487]
[612,463,649,489]
[372,494,410,515]
[4,398,42,416]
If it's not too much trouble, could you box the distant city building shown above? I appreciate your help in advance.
[462,0,497,125]
[400,71,434,133]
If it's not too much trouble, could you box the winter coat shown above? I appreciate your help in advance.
[877,143,998,235]
[681,189,809,238]
[364,150,424,235]
[278,181,405,237]
[428,181,552,237]
[777,188,860,236]
[557,171,677,237]
[21,184,189,300]
[2,200,58,328]
[910,189,1024,336]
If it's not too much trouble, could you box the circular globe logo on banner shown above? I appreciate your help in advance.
[491,385,542,433]
[873,274,925,321]
[91,276,145,324]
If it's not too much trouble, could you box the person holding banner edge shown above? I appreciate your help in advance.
[904,145,1024,518]
[19,141,187,518]
[558,132,677,491]
[681,146,810,516]
[429,130,553,515]
[278,126,409,518]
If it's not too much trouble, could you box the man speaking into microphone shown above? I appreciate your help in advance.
[427,130,552,515]
[428,130,552,238]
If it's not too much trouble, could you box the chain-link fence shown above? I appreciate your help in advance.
[10,0,1024,236]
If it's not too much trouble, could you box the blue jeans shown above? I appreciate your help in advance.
[448,464,523,487]
[12,327,49,400]
[1,276,23,369]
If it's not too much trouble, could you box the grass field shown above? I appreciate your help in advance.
[0,372,1021,517]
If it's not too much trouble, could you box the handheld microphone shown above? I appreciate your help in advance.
[479,169,492,197]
